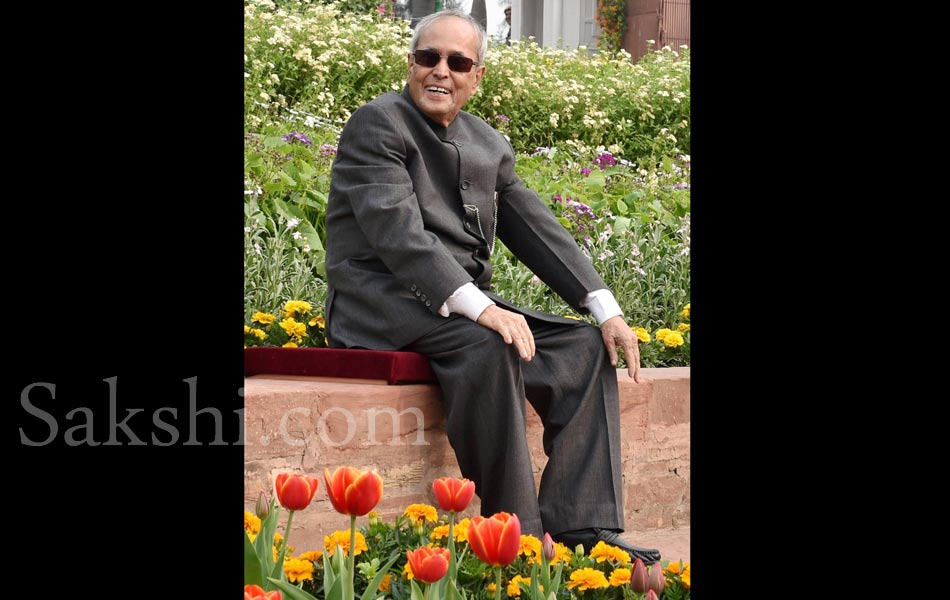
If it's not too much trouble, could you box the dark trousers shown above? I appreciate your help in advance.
[405,314,624,537]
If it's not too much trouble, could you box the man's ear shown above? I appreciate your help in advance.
[474,64,486,88]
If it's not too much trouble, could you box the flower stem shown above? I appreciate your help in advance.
[448,511,457,580]
[348,514,357,598]
[494,566,502,600]
[275,510,295,579]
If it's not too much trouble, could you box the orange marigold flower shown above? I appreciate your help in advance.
[609,567,631,586]
[324,530,368,557]
[589,540,631,564]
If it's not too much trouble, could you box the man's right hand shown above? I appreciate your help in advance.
[475,305,535,361]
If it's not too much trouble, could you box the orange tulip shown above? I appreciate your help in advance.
[466,512,521,567]
[405,547,450,584]
[274,473,319,511]
[323,466,384,516]
[244,584,281,600]
[432,477,476,513]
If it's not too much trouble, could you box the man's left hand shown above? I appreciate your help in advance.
[600,315,641,383]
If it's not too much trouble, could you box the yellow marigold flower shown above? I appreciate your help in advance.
[454,518,471,543]
[507,574,532,597]
[655,328,673,342]
[403,561,414,580]
[244,511,261,534]
[551,542,573,565]
[431,525,449,540]
[324,530,368,557]
[563,314,582,320]
[274,533,284,545]
[378,573,393,592]
[282,342,298,348]
[309,315,326,329]
[680,303,690,319]
[678,323,690,332]
[567,567,609,591]
[283,557,314,583]
[244,324,252,334]
[247,532,257,544]
[664,561,689,575]
[609,567,631,586]
[519,534,542,559]
[299,550,323,562]
[681,566,690,588]
[279,318,307,339]
[251,327,267,340]
[589,540,631,564]
[486,583,497,593]
[403,503,438,524]
[283,300,313,318]
[252,311,277,325]
[662,331,685,348]
[632,326,651,342]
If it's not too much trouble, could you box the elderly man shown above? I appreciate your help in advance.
[324,9,661,564]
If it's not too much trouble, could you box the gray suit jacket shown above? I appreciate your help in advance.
[324,88,607,350]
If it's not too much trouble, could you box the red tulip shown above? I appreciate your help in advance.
[648,562,666,595]
[244,584,281,600]
[432,477,476,513]
[324,466,384,516]
[274,473,319,511]
[630,557,649,593]
[466,512,521,567]
[405,547,450,583]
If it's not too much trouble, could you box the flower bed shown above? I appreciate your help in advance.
[245,471,690,599]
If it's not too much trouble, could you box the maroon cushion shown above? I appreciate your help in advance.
[244,347,436,384]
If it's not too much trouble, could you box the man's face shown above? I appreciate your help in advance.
[407,16,485,128]
[505,9,511,23]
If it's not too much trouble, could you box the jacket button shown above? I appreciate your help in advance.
[460,180,470,190]
[415,290,421,297]
[425,300,432,307]
[421,294,427,301]
[464,222,471,229]
[411,284,417,292]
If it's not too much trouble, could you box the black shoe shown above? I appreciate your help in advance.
[554,528,661,565]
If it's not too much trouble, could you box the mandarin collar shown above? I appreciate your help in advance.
[401,86,462,141]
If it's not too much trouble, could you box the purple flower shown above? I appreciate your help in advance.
[495,114,510,124]
[552,194,563,204]
[593,152,617,169]
[319,144,337,157]
[581,167,592,176]
[377,3,386,16]
[282,131,313,147]
[674,182,690,190]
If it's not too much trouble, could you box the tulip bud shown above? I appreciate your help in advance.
[648,562,666,595]
[368,510,381,527]
[413,521,425,537]
[629,557,649,593]
[542,532,556,561]
[645,590,659,600]
[256,491,270,520]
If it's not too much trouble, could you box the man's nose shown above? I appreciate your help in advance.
[432,57,451,77]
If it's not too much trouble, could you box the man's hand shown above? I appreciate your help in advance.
[600,315,641,383]
[476,304,535,361]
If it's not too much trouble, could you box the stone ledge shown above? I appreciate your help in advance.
[244,367,689,554]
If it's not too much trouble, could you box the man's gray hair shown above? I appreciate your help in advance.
[410,9,488,65]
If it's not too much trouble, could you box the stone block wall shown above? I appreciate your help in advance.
[244,367,689,553]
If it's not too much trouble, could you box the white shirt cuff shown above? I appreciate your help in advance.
[438,282,496,321]
[580,289,623,325]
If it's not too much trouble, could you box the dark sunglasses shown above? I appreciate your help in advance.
[412,49,478,73]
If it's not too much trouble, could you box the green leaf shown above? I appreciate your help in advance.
[244,531,263,587]
[359,553,400,600]
[615,199,629,215]
[267,577,321,600]
[410,580,426,600]
[278,171,298,187]
[245,153,264,168]
[584,170,606,189]
[663,156,673,173]
[264,135,287,148]
[613,216,631,236]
